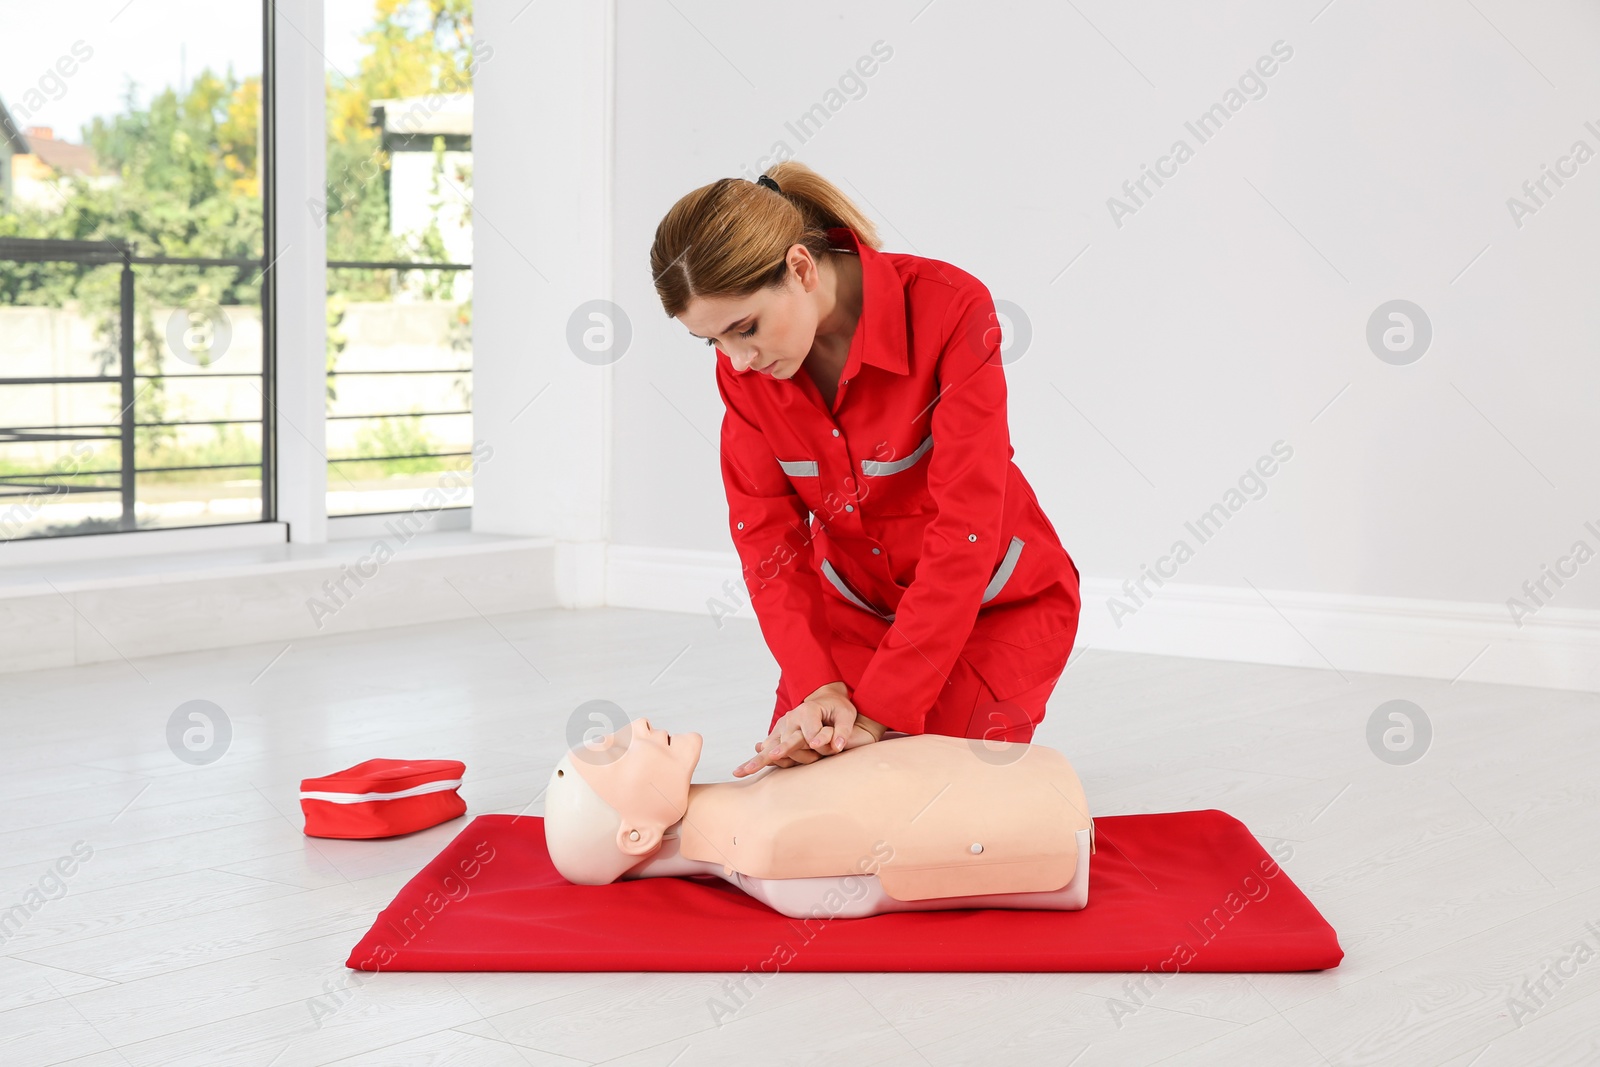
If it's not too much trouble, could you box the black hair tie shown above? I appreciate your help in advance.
[755,174,782,194]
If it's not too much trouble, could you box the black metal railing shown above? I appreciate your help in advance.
[0,236,265,533]
[0,237,473,538]
[323,259,473,508]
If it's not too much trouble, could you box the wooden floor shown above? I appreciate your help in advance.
[2,605,1597,1066]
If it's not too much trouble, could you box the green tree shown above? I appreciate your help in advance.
[0,0,476,487]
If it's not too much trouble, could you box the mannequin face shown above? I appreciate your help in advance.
[678,245,823,380]
[579,717,704,856]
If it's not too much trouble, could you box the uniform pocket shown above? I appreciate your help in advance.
[860,433,932,476]
[820,558,895,621]
[979,578,1080,652]
[980,536,1025,605]
[858,433,933,517]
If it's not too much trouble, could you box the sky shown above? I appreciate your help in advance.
[0,0,376,141]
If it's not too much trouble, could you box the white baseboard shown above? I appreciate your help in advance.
[603,545,1600,694]
[1076,577,1600,693]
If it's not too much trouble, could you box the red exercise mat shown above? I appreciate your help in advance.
[345,809,1342,972]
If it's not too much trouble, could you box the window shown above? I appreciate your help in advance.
[322,0,475,518]
[0,4,270,540]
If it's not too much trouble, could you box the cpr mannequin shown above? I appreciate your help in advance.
[542,718,1094,919]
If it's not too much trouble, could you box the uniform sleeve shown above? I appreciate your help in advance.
[848,283,1011,735]
[715,356,844,710]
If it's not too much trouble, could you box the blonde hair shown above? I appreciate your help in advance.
[649,160,882,318]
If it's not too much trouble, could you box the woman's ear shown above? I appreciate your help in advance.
[791,245,821,293]
[616,821,663,856]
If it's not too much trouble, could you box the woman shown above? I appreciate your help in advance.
[649,161,1082,777]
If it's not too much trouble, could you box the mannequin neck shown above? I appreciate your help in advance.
[616,781,723,879]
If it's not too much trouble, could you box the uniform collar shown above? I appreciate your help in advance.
[827,227,909,377]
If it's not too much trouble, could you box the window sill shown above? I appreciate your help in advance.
[0,528,559,674]
[0,527,553,600]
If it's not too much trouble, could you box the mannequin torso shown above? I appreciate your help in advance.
[543,723,1096,920]
[625,734,1094,918]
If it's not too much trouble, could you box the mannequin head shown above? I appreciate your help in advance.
[543,717,704,885]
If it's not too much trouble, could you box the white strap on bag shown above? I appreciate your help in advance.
[299,778,463,803]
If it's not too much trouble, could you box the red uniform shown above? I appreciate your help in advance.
[717,227,1081,740]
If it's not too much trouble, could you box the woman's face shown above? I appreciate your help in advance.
[677,247,820,379]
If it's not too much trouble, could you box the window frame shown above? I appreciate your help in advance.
[0,0,477,564]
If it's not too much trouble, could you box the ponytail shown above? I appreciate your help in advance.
[649,160,881,318]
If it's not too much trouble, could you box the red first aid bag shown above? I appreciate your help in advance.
[300,758,467,839]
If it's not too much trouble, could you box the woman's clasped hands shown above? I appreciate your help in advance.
[732,681,887,777]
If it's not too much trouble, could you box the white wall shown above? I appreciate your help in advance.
[472,0,612,607]
[477,0,1600,689]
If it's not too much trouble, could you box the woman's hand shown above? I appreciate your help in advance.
[733,681,886,777]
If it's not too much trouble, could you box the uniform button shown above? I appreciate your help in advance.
[736,522,744,529]
[845,504,854,512]
[832,428,840,437]
[970,843,984,854]
[872,547,880,555]
[968,533,977,542]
